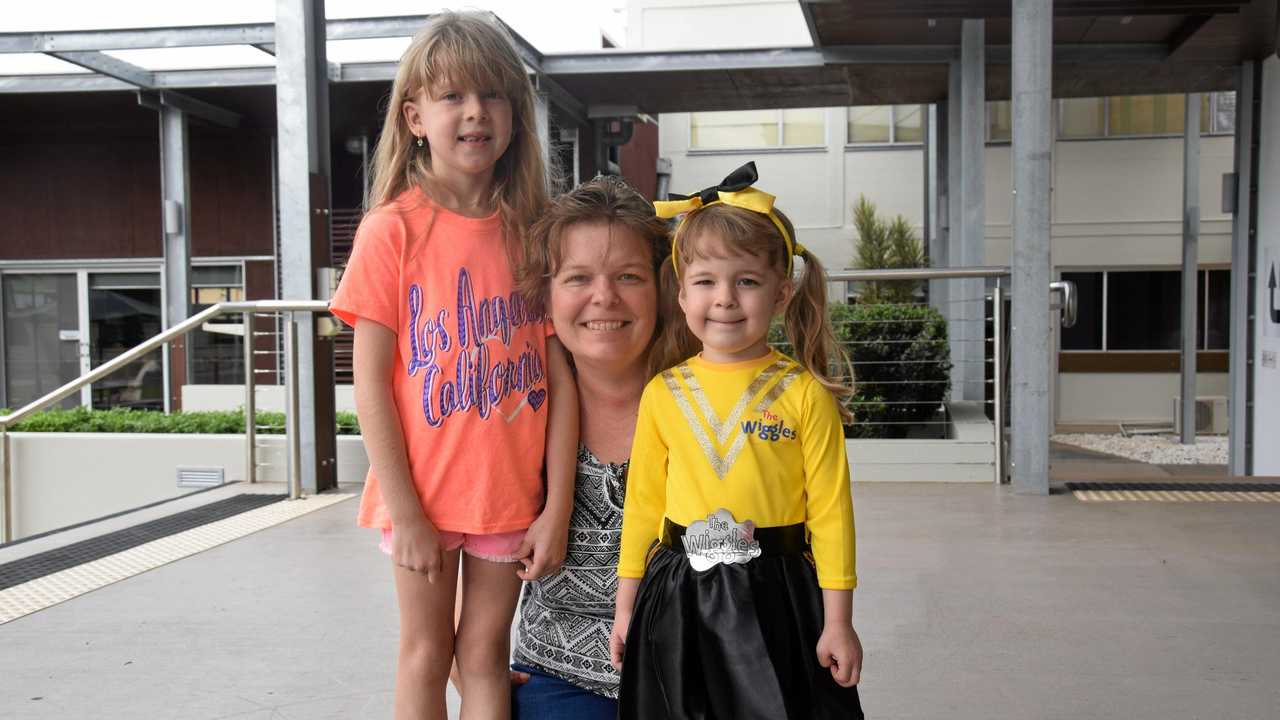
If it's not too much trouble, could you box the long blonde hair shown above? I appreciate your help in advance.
[367,11,548,262]
[666,204,854,421]
[522,176,699,377]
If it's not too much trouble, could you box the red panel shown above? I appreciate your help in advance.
[619,118,660,201]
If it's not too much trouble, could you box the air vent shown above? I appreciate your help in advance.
[177,466,225,488]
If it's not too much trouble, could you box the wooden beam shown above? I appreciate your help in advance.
[1166,14,1215,58]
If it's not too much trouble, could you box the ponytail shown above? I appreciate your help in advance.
[784,249,854,423]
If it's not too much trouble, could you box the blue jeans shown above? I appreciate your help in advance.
[510,663,617,720]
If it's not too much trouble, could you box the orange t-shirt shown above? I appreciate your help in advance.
[330,188,549,534]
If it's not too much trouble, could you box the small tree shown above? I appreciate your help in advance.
[851,195,926,304]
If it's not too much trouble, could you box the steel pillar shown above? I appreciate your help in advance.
[1228,62,1257,476]
[1010,0,1053,495]
[957,19,986,402]
[275,0,337,494]
[1180,94,1202,444]
[160,106,191,414]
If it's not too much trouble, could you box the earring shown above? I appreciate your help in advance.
[416,137,424,148]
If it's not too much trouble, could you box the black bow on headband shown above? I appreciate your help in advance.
[668,161,760,206]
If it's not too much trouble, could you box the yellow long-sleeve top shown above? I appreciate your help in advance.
[619,350,857,590]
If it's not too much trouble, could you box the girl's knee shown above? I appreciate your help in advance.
[453,629,510,674]
[398,636,454,685]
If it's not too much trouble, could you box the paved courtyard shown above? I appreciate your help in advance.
[2,478,1278,719]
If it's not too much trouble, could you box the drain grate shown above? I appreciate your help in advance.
[1067,481,1280,503]
[0,494,285,591]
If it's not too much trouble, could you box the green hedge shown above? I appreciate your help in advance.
[2,407,362,435]
[771,302,953,439]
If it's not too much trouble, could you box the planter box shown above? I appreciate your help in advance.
[6,433,369,541]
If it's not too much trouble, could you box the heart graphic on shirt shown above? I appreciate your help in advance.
[528,389,547,412]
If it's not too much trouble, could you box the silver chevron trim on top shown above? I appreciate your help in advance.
[662,359,802,481]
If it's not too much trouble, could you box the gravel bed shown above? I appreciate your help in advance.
[1051,433,1228,465]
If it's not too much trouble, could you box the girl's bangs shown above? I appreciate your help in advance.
[412,36,523,99]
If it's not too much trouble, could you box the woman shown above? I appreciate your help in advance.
[508,175,696,718]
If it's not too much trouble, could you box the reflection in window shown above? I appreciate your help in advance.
[848,105,923,144]
[89,273,163,410]
[893,105,923,142]
[190,265,246,385]
[782,108,825,146]
[2,274,81,409]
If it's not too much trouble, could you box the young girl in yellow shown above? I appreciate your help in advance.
[609,162,864,719]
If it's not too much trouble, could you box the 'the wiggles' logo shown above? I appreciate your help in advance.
[740,409,797,442]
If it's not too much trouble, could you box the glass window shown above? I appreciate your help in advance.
[1105,271,1182,350]
[848,105,891,143]
[781,108,825,146]
[1060,97,1105,138]
[1202,269,1230,350]
[893,105,923,143]
[1060,272,1103,350]
[1108,94,1187,136]
[1214,91,1236,134]
[690,110,778,150]
[89,273,163,410]
[190,265,246,385]
[988,101,1011,142]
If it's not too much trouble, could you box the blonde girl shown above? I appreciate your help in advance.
[610,162,864,719]
[330,13,575,720]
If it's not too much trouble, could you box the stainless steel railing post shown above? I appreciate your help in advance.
[992,285,1005,485]
[283,311,302,500]
[243,310,256,484]
[1,428,11,543]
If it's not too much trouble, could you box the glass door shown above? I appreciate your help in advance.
[88,272,164,410]
[2,274,83,410]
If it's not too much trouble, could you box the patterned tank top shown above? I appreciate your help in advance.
[512,445,626,698]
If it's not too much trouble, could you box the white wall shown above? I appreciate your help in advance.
[8,433,369,539]
[182,384,357,413]
[1253,56,1280,475]
[1057,373,1230,426]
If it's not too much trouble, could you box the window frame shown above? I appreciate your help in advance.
[1055,92,1236,141]
[1057,266,1231,355]
[687,108,828,155]
[845,104,925,148]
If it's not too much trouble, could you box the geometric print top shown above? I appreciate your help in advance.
[512,445,627,698]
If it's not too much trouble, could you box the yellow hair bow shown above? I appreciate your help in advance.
[654,162,806,277]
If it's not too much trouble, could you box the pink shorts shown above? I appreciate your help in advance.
[379,527,527,563]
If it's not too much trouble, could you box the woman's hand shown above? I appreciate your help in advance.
[391,518,444,583]
[515,507,569,581]
[815,622,863,688]
[608,611,631,671]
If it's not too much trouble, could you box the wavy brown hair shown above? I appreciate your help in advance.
[367,11,548,263]
[668,203,854,420]
[522,175,699,377]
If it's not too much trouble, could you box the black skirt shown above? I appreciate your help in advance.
[618,527,864,720]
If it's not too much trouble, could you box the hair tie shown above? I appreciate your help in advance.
[654,161,801,277]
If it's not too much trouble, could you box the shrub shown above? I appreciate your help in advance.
[850,195,926,304]
[770,302,952,439]
[836,303,951,439]
[3,407,362,435]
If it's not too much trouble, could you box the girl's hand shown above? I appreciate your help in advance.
[815,623,863,688]
[514,508,569,581]
[392,519,445,583]
[609,612,631,671]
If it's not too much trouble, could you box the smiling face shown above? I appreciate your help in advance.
[677,232,791,364]
[549,221,658,373]
[403,80,513,187]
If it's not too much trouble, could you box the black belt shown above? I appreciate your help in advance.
[661,518,809,556]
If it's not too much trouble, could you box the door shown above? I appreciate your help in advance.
[88,272,163,410]
[2,273,83,410]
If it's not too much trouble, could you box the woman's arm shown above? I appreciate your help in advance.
[353,318,442,581]
[516,337,578,580]
[609,576,641,670]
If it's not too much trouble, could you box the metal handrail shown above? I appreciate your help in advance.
[1,299,330,543]
[829,265,1012,282]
